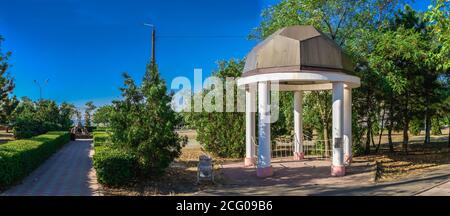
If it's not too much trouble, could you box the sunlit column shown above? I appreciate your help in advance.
[257,81,273,177]
[343,86,352,165]
[245,84,256,167]
[331,82,345,177]
[293,91,304,160]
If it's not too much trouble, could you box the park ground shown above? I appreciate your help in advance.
[97,129,450,196]
[1,129,449,196]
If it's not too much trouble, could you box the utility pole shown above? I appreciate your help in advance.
[33,79,49,100]
[144,23,156,64]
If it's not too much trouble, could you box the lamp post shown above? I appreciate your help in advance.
[33,79,49,100]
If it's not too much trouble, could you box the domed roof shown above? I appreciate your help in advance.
[243,25,354,77]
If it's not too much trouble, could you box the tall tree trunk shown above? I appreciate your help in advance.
[371,128,376,147]
[402,119,409,152]
[365,118,371,155]
[448,126,450,148]
[387,95,394,152]
[424,109,431,145]
[447,116,450,148]
[424,92,431,145]
[388,126,394,152]
[402,116,409,153]
[376,108,386,153]
[323,121,330,157]
[365,89,372,155]
[402,91,410,153]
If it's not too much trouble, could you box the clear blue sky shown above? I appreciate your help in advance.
[0,0,430,108]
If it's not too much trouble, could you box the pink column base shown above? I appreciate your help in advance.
[293,152,304,160]
[344,154,352,165]
[331,165,346,177]
[244,157,256,167]
[256,166,273,177]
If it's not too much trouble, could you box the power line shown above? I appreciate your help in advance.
[157,35,249,39]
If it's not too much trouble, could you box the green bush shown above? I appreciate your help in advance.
[92,132,110,147]
[0,131,70,188]
[93,127,109,132]
[109,67,185,176]
[409,118,422,136]
[11,99,76,139]
[93,146,138,186]
[184,60,246,158]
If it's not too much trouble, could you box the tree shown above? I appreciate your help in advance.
[35,99,60,131]
[93,105,113,127]
[84,101,96,128]
[11,97,38,138]
[425,0,450,71]
[0,35,15,115]
[110,62,186,175]
[0,96,18,132]
[424,0,450,146]
[11,97,75,138]
[75,109,82,127]
[185,59,246,158]
[254,0,403,155]
[59,102,76,130]
[366,5,449,152]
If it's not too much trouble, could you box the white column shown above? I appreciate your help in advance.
[293,91,304,160]
[257,81,273,177]
[343,86,352,165]
[245,84,256,166]
[331,82,345,176]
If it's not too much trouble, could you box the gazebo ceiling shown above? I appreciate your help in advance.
[243,25,354,77]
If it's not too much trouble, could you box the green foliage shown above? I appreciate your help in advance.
[93,105,113,127]
[0,131,70,188]
[59,102,76,130]
[255,0,449,154]
[0,35,15,108]
[184,59,246,158]
[93,131,111,147]
[11,98,75,139]
[0,96,18,125]
[431,117,444,135]
[109,63,185,176]
[92,127,138,186]
[425,0,450,71]
[93,145,138,186]
[410,118,423,136]
[84,101,96,128]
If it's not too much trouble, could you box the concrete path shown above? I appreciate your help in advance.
[417,175,450,196]
[198,161,450,196]
[2,139,102,196]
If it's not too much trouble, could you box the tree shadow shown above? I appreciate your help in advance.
[197,159,376,196]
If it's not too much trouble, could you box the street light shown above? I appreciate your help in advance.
[33,79,49,100]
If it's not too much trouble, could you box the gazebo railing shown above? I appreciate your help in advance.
[253,134,332,164]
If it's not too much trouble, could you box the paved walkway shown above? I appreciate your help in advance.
[2,139,101,196]
[417,177,450,196]
[198,160,450,196]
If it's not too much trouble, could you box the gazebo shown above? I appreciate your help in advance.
[237,25,361,177]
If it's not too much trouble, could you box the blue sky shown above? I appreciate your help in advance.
[0,0,431,108]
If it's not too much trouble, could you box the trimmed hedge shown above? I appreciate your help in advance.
[93,146,138,186]
[0,131,70,188]
[92,131,138,186]
[92,132,110,147]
